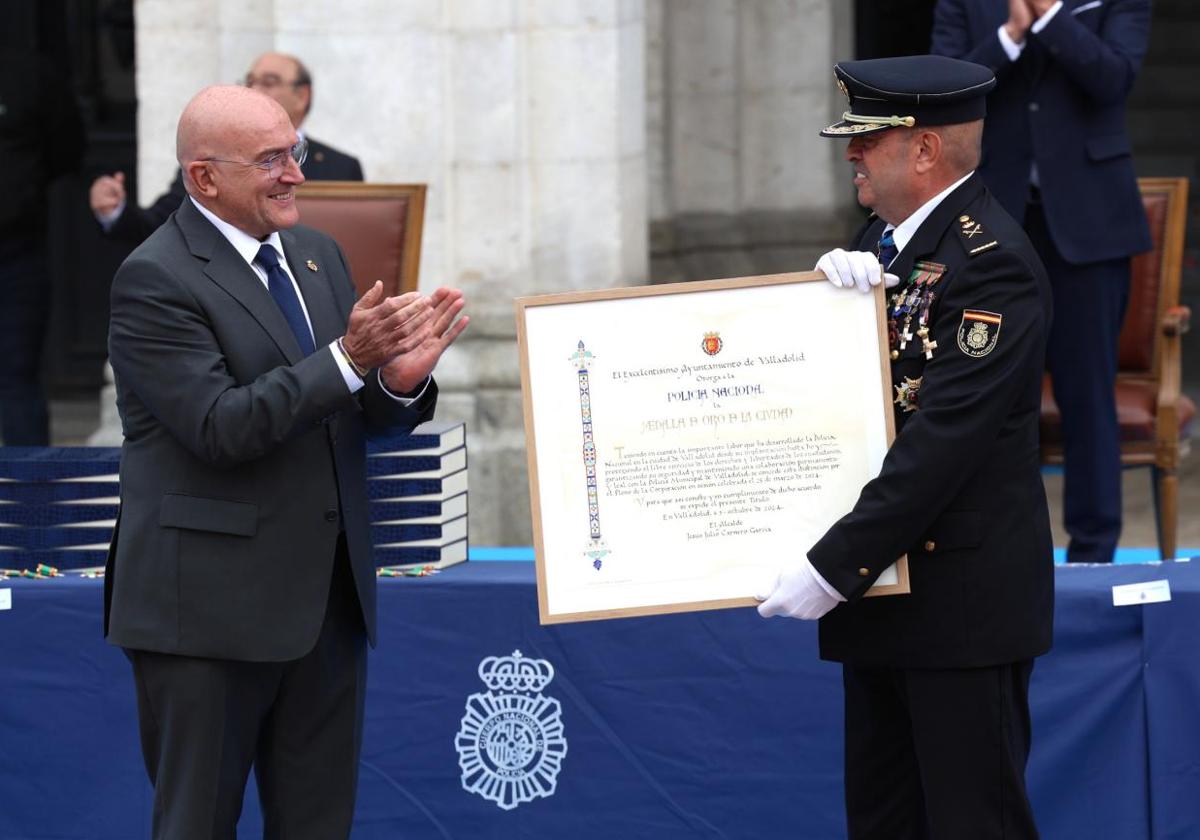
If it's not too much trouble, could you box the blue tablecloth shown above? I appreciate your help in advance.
[1,561,1197,839]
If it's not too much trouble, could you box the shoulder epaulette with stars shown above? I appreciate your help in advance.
[955,213,999,257]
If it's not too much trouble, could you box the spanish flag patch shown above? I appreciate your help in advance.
[957,309,1002,357]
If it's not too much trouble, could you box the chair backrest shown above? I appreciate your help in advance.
[295,182,427,298]
[1117,177,1189,375]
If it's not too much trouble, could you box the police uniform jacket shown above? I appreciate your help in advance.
[811,173,1054,669]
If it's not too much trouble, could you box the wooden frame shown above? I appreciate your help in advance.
[296,182,427,296]
[516,272,909,625]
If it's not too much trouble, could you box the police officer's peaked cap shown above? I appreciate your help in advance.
[820,55,996,138]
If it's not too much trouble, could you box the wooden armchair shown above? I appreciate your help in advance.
[295,182,427,297]
[1040,177,1194,560]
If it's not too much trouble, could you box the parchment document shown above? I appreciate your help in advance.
[516,273,908,624]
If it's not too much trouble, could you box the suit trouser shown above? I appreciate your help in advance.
[1025,200,1130,563]
[127,537,367,840]
[842,660,1038,840]
[0,238,51,445]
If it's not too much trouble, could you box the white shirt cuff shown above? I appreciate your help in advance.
[96,200,125,232]
[997,24,1025,61]
[378,374,429,406]
[1031,1,1063,33]
[330,342,365,393]
[807,556,848,602]
[329,341,429,405]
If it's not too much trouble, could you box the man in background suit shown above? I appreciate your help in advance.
[90,51,364,246]
[105,84,467,839]
[932,0,1153,563]
[757,55,1053,838]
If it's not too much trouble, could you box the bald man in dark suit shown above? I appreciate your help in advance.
[105,84,467,839]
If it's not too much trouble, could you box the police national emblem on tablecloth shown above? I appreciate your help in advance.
[455,650,568,810]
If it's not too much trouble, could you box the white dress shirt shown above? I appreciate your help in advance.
[995,1,1064,189]
[190,196,426,403]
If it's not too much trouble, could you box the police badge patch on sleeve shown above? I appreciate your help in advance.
[957,309,1002,357]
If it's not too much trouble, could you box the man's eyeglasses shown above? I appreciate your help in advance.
[200,138,308,178]
[244,73,307,91]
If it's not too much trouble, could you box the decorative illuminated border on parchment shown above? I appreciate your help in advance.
[569,341,610,570]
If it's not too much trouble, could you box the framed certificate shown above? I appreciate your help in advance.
[516,272,909,624]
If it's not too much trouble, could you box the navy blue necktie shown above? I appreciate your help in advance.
[877,228,898,268]
[254,244,315,356]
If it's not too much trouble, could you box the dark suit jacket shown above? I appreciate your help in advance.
[106,136,365,246]
[104,197,432,662]
[811,175,1054,669]
[931,0,1151,264]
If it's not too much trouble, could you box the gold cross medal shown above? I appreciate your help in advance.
[893,376,922,413]
[908,260,946,359]
[956,309,1002,357]
[917,326,937,360]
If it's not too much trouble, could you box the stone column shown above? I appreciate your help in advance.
[646,0,857,282]
[95,0,649,548]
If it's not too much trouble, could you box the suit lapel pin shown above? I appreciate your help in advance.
[306,260,319,272]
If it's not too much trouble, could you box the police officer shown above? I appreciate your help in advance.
[757,55,1054,839]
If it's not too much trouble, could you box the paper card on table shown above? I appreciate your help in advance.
[1112,579,1171,607]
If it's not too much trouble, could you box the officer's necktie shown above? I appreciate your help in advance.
[877,227,898,268]
[254,243,315,356]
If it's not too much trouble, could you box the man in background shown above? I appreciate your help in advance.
[0,50,84,444]
[932,0,1153,563]
[90,51,363,246]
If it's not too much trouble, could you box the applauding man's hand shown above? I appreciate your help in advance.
[1004,0,1035,43]
[341,283,433,372]
[380,287,470,394]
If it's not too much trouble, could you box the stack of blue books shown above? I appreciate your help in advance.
[0,448,120,571]
[0,421,469,574]
[367,421,468,570]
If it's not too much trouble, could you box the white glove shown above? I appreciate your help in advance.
[816,249,899,293]
[756,556,844,620]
